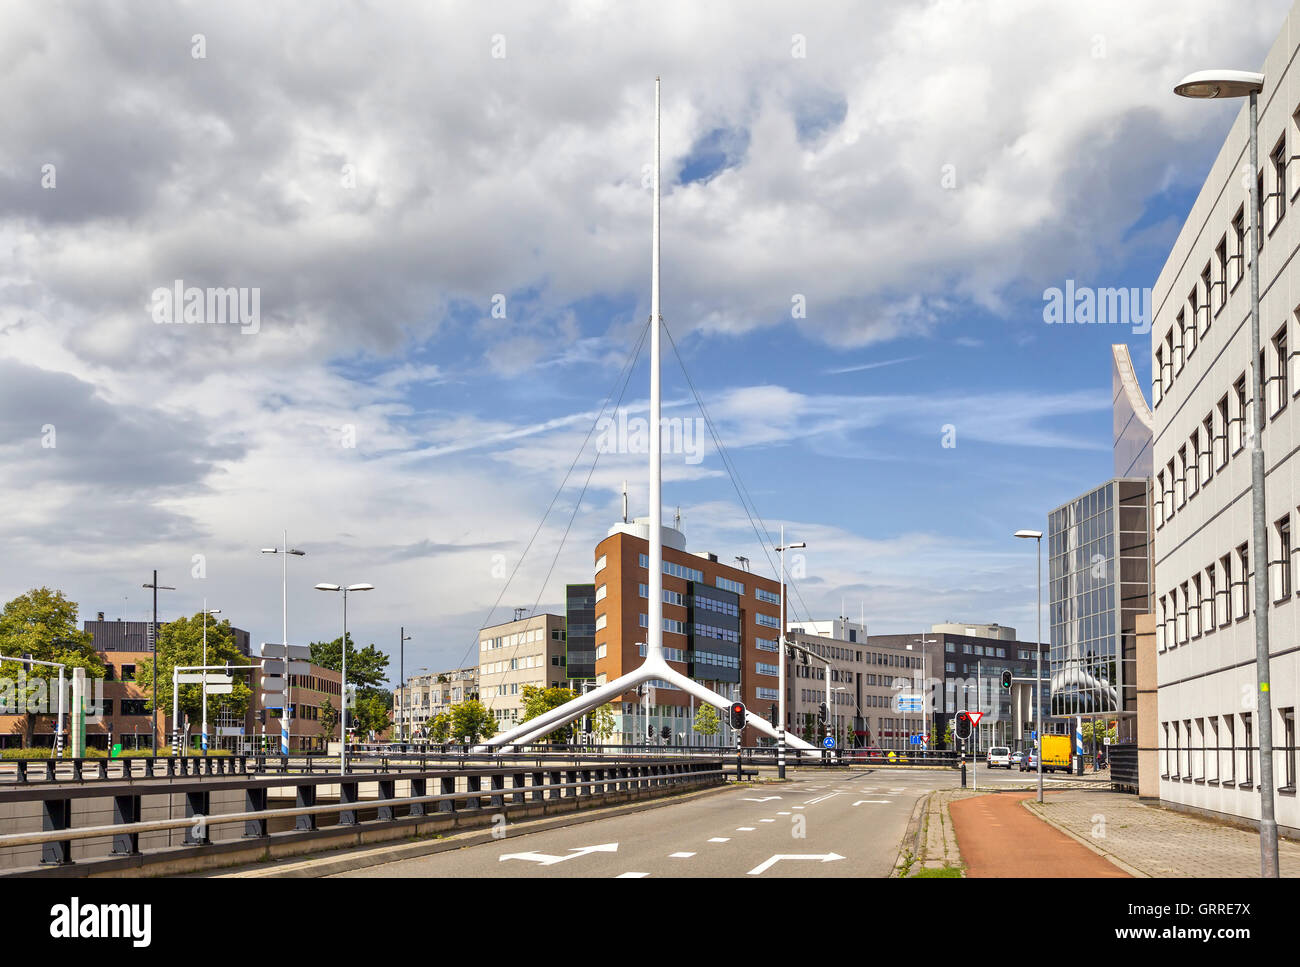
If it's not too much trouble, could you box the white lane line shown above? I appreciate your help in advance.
[777,811,791,815]
[708,837,730,843]
[617,872,649,878]
[736,826,756,832]
[792,806,805,810]
[852,800,892,805]
[760,818,775,823]
[804,793,842,805]
[669,852,696,858]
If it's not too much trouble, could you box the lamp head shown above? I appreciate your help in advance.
[1174,69,1264,99]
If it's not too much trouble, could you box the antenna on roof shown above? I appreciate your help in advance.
[674,506,682,531]
[622,479,628,524]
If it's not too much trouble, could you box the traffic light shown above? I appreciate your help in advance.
[1001,670,1013,691]
[660,725,671,741]
[769,702,778,726]
[818,702,828,727]
[584,715,593,734]
[729,702,746,731]
[954,711,973,740]
[647,724,654,739]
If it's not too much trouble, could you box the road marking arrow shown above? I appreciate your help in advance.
[499,843,618,866]
[747,853,845,876]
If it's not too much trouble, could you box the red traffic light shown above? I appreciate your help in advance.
[729,702,746,730]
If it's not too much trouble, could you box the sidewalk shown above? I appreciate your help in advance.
[1024,789,1300,877]
[949,791,1130,878]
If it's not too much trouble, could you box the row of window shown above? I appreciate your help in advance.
[944,642,1010,658]
[1159,513,1300,649]
[1155,326,1295,530]
[480,627,549,651]
[1153,121,1291,409]
[1160,709,1298,792]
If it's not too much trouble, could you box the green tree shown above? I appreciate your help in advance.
[425,711,451,743]
[520,685,577,743]
[309,634,390,690]
[591,703,616,744]
[352,691,391,739]
[692,702,719,740]
[134,612,252,743]
[319,698,339,742]
[449,699,496,743]
[0,588,102,748]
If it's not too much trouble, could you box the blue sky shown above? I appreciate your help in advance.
[0,0,1290,681]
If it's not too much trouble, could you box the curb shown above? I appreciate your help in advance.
[208,781,736,878]
[893,793,929,876]
[1020,797,1151,878]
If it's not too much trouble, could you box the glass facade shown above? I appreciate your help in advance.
[1047,478,1150,717]
[565,583,596,679]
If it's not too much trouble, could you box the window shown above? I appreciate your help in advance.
[594,584,606,602]
[715,576,745,595]
[1232,376,1247,454]
[1204,563,1217,631]
[1232,208,1246,287]
[1283,708,1296,791]
[1237,543,1251,618]
[1223,714,1235,784]
[1182,308,1196,359]
[1194,718,1205,780]
[1190,573,1202,638]
[755,587,780,605]
[1278,515,1292,601]
[121,664,136,681]
[1154,348,1165,405]
[1215,238,1227,311]
[1202,413,1215,484]
[755,662,779,678]
[1220,554,1234,624]
[1171,721,1181,779]
[756,613,780,629]
[1243,713,1255,786]
[1272,136,1287,224]
[1187,430,1200,498]
[1217,395,1230,468]
[1207,716,1218,782]
[1274,325,1288,414]
[1162,723,1171,778]
[1257,170,1266,250]
[594,554,606,573]
[1176,446,1187,507]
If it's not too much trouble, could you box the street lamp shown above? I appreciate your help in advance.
[1015,529,1044,804]
[775,528,806,779]
[314,583,374,775]
[262,535,306,754]
[141,572,175,755]
[398,627,412,742]
[200,603,220,756]
[1174,67,1278,879]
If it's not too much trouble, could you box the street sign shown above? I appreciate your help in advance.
[967,711,984,728]
[176,673,232,685]
[261,658,310,676]
[822,735,836,749]
[218,726,244,737]
[260,643,311,661]
[896,694,923,712]
[261,674,285,694]
[204,683,233,695]
[1104,737,1111,746]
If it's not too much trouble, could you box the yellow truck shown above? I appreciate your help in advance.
[1039,733,1073,774]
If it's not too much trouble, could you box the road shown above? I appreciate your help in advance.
[334,768,957,879]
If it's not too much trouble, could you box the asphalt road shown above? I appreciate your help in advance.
[333,769,952,879]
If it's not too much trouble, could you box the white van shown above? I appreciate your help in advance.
[986,746,1011,768]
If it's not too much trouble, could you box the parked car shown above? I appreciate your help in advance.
[1019,750,1039,771]
[1010,751,1024,765]
[986,746,1011,769]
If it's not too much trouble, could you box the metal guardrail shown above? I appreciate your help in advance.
[0,756,725,870]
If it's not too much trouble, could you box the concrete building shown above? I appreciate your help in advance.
[783,622,871,747]
[478,614,573,729]
[394,665,479,738]
[1149,2,1300,833]
[589,517,783,746]
[930,621,1017,641]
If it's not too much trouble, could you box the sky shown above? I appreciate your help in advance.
[0,0,1291,684]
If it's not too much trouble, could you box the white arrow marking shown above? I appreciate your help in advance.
[499,843,619,866]
[747,853,846,876]
[742,796,782,802]
[853,800,891,805]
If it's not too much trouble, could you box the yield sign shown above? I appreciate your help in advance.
[967,711,984,727]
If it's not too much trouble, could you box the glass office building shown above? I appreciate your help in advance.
[1048,478,1151,722]
[564,584,597,679]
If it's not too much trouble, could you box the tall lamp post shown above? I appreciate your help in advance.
[399,627,412,742]
[1014,529,1044,804]
[261,535,306,755]
[141,572,175,755]
[1173,68,1279,878]
[314,583,374,775]
[200,603,220,755]
[775,529,806,779]
[908,634,938,757]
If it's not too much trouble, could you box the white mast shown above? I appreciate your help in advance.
[647,76,663,663]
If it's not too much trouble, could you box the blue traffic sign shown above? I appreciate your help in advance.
[822,735,836,749]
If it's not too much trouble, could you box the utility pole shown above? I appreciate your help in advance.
[399,627,412,742]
